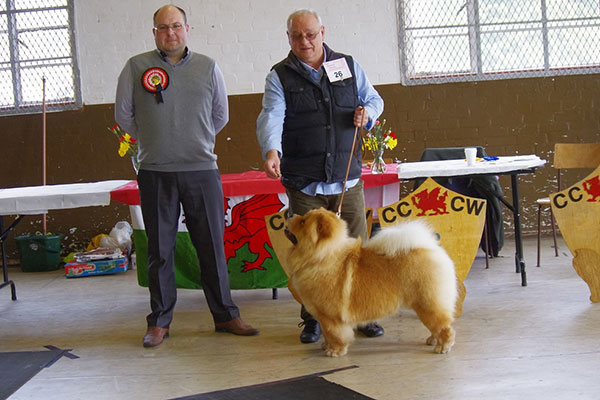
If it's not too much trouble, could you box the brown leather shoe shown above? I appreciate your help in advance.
[143,326,169,348]
[215,317,259,336]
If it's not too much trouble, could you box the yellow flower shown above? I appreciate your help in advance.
[118,133,135,157]
[108,124,138,159]
[387,136,398,150]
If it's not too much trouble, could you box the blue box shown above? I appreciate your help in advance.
[65,256,128,278]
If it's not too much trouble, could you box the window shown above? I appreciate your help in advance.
[0,0,80,115]
[398,0,600,85]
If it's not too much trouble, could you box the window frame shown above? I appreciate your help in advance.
[0,0,81,115]
[397,0,600,85]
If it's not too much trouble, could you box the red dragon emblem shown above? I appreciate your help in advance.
[412,187,449,216]
[224,194,285,272]
[582,175,600,202]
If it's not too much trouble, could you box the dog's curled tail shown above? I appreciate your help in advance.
[367,219,441,255]
[368,219,458,311]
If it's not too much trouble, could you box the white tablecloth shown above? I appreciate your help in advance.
[0,180,131,216]
[397,155,546,179]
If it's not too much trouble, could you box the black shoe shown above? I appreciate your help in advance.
[298,319,321,343]
[357,322,384,337]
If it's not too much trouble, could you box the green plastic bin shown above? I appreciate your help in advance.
[15,234,63,272]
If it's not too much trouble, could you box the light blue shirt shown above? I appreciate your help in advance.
[256,49,384,195]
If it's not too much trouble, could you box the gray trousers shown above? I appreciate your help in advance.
[137,169,239,328]
[285,180,367,322]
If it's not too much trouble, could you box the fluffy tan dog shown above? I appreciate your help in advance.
[284,208,457,357]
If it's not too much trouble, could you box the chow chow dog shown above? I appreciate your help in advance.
[284,208,457,357]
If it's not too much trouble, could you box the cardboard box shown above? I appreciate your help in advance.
[65,256,128,278]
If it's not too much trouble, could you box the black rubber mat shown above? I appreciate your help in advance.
[0,346,77,400]
[171,366,374,400]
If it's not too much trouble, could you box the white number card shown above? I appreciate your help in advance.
[323,58,352,82]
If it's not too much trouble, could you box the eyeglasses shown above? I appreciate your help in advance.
[154,23,185,33]
[289,30,321,42]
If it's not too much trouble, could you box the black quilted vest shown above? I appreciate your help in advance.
[273,44,362,190]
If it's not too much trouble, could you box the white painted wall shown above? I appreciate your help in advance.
[74,0,400,105]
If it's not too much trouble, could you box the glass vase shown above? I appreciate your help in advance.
[370,148,387,174]
[131,155,140,175]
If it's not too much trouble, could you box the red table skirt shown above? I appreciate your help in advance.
[111,167,399,206]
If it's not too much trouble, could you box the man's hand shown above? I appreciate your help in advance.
[263,149,282,179]
[354,106,368,128]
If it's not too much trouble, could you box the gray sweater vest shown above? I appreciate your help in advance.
[128,50,218,172]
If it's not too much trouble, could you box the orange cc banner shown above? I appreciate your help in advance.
[551,164,600,302]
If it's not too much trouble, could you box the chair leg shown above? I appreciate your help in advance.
[487,221,494,258]
[549,209,559,257]
[536,204,542,267]
[483,219,489,269]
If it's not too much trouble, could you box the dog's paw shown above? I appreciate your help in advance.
[433,341,454,354]
[427,334,454,353]
[324,346,348,357]
[426,335,436,346]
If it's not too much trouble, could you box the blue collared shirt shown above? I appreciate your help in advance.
[256,50,384,195]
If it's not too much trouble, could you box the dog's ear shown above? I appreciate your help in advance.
[316,212,334,241]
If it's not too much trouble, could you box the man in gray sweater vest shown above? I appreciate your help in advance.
[115,4,258,348]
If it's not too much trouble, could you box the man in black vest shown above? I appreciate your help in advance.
[257,9,385,343]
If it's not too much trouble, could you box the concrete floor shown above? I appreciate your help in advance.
[1,235,599,400]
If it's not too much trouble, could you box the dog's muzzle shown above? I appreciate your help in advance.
[284,227,298,245]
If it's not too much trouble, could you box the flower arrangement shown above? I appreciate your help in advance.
[362,119,397,152]
[362,119,397,173]
[108,124,137,157]
[108,124,139,172]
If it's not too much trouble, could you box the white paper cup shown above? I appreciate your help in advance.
[465,147,477,166]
